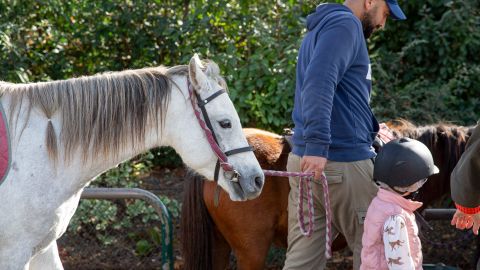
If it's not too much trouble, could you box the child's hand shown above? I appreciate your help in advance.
[451,210,480,235]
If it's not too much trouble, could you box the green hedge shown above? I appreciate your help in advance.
[371,0,480,125]
[1,0,477,130]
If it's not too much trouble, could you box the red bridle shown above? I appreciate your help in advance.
[187,79,253,182]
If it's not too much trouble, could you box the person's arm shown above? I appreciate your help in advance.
[383,215,414,270]
[301,18,358,179]
[450,123,480,234]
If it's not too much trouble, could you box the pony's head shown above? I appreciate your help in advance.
[167,55,264,201]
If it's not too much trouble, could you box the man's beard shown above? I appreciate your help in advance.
[361,10,377,39]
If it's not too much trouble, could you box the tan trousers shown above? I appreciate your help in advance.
[283,153,378,270]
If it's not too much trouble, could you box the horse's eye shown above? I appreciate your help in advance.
[218,120,232,129]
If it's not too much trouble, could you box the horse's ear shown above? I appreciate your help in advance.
[188,54,209,93]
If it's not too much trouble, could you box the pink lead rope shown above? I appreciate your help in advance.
[263,170,332,259]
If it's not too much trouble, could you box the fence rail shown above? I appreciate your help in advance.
[80,187,174,270]
[422,208,456,221]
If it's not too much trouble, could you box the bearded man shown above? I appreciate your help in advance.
[285,1,406,269]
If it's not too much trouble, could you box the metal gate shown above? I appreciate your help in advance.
[80,187,174,270]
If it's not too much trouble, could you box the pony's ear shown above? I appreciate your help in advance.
[188,54,209,93]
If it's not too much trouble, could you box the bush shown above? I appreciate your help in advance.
[371,0,480,125]
[1,1,477,129]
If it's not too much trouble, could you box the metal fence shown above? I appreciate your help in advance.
[422,208,456,220]
[58,188,174,270]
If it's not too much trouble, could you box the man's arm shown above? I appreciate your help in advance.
[450,123,480,233]
[300,19,358,179]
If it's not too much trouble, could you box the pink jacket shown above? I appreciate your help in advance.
[360,188,423,269]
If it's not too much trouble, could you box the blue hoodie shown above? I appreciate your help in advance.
[291,3,379,162]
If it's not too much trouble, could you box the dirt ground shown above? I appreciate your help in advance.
[60,167,478,270]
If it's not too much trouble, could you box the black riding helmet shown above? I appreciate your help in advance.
[374,138,439,187]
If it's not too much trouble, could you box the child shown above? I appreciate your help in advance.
[360,138,439,270]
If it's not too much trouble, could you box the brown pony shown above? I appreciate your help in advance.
[181,128,290,270]
[180,121,473,270]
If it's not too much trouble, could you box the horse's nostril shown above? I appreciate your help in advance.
[254,176,263,190]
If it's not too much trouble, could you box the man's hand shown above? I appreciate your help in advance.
[301,155,327,180]
[451,210,480,235]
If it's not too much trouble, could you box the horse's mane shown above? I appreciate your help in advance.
[386,118,474,205]
[0,65,190,162]
[387,118,472,151]
[243,128,287,168]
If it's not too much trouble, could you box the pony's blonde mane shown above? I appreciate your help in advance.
[0,65,191,162]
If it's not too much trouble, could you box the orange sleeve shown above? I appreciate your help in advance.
[455,203,480,215]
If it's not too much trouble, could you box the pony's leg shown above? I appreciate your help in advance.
[28,242,63,270]
[212,227,231,270]
[234,243,270,270]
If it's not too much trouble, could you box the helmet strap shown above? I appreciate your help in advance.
[388,184,410,197]
[405,190,419,200]
[388,184,419,200]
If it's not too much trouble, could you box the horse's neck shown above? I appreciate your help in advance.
[0,84,173,184]
[81,75,191,181]
[93,124,165,169]
[1,75,210,187]
[92,74,213,180]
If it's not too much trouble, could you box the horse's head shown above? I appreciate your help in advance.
[167,54,264,201]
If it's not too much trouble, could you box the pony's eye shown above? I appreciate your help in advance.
[218,120,232,129]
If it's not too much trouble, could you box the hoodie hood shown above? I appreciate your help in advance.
[306,3,354,31]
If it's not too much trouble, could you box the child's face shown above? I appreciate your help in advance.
[400,178,428,196]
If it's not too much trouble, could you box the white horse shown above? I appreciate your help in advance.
[0,54,264,269]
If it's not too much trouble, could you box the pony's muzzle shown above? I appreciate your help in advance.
[224,169,264,200]
[242,172,264,198]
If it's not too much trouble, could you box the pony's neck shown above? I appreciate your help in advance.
[73,119,164,183]
[84,74,191,180]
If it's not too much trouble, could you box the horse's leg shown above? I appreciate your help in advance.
[234,243,271,270]
[28,241,63,270]
[332,233,348,251]
[212,226,231,270]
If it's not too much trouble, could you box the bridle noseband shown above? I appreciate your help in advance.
[187,78,253,182]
